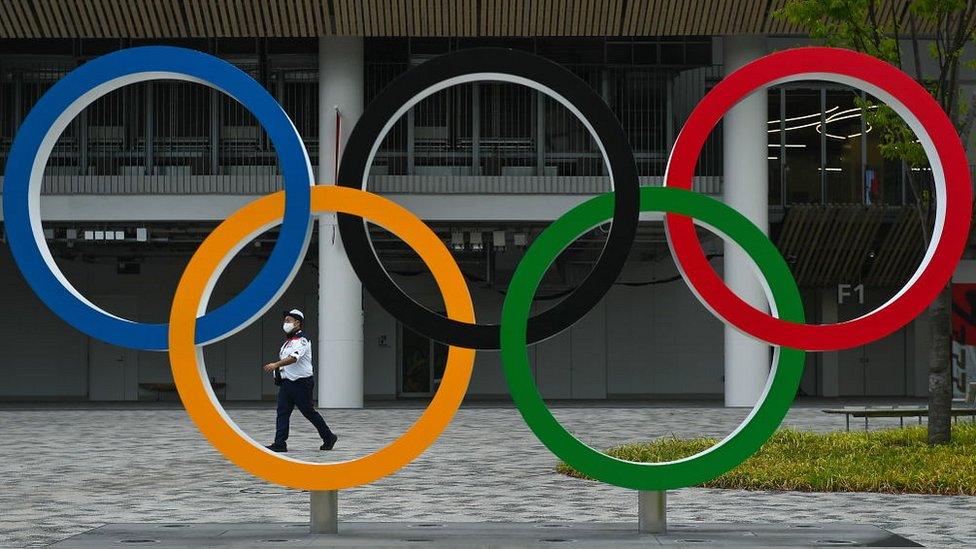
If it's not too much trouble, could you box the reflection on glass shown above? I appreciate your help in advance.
[782,89,823,203]
[775,86,907,206]
[400,325,431,394]
[399,324,449,396]
[432,340,448,390]
[824,90,863,203]
[865,93,905,205]
[881,158,904,204]
[768,88,783,205]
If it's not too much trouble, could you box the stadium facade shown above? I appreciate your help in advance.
[0,1,963,404]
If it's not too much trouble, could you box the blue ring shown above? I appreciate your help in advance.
[2,46,312,351]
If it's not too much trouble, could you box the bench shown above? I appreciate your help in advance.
[823,404,976,431]
[823,406,922,431]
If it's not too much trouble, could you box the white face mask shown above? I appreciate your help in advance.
[282,322,295,334]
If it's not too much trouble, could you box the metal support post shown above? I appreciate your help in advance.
[145,82,154,175]
[209,88,219,175]
[406,107,415,175]
[638,490,666,534]
[310,490,338,534]
[471,83,480,175]
[535,90,545,175]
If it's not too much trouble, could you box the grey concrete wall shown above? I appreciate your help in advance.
[836,288,910,397]
[0,236,919,401]
[0,235,734,401]
[374,256,727,399]
[0,250,89,399]
[603,261,724,398]
[0,242,320,401]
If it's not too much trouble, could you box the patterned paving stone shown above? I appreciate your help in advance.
[4,403,974,547]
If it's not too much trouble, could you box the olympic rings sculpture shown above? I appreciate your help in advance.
[3,45,970,491]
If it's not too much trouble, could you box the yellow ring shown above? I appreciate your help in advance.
[168,186,475,490]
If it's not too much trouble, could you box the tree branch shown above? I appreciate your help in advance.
[958,88,976,144]
[909,10,924,82]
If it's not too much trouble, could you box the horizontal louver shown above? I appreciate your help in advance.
[0,0,925,38]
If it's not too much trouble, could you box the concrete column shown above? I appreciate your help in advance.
[318,37,364,408]
[722,36,769,407]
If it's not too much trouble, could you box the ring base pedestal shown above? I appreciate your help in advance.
[55,522,919,547]
[310,490,338,534]
[638,490,666,534]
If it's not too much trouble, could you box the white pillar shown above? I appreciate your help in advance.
[318,37,364,408]
[722,36,769,407]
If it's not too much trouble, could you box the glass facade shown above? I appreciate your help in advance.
[0,37,915,204]
[0,40,319,185]
[768,85,908,206]
[364,37,719,179]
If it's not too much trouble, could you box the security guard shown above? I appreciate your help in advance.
[263,309,338,452]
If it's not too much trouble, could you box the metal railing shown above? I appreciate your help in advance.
[0,56,723,196]
[364,62,724,187]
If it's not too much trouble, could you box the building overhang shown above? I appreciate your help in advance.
[0,0,924,40]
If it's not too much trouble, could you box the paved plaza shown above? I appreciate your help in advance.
[5,402,975,547]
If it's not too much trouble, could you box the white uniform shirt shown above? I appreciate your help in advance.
[277,331,313,381]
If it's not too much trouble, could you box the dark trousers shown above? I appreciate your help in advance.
[274,376,334,445]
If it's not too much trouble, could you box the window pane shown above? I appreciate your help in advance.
[824,89,863,203]
[783,88,823,204]
[400,326,431,394]
[768,88,782,205]
[864,93,905,205]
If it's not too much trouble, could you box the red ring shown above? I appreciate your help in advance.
[665,47,971,351]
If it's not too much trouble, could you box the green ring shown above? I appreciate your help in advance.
[500,186,805,490]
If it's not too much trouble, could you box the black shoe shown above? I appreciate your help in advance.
[320,433,338,451]
[265,443,287,453]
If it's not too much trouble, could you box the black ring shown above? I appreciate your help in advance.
[337,48,639,349]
